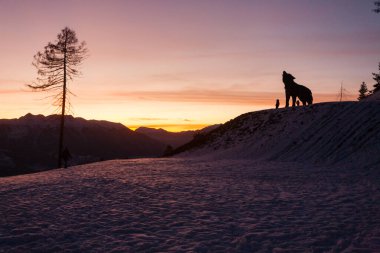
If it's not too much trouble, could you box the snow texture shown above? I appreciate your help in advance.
[177,102,380,169]
[1,158,379,252]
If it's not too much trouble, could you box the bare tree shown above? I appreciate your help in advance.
[28,27,88,168]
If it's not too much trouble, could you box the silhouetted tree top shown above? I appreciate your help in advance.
[28,27,88,93]
[358,82,369,100]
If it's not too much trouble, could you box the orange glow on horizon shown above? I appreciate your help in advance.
[128,123,212,132]
[0,87,357,133]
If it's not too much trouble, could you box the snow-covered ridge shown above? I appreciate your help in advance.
[175,101,380,168]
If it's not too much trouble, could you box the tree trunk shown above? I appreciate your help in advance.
[58,37,68,168]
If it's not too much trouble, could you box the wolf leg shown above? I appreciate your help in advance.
[285,93,290,107]
[292,96,296,107]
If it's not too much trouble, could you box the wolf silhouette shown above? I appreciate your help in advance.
[282,71,313,107]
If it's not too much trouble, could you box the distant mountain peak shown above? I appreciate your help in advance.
[136,127,169,134]
[19,113,46,120]
[135,125,221,149]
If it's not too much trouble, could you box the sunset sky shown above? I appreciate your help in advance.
[0,0,379,131]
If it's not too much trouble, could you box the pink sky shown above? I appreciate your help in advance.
[0,0,378,131]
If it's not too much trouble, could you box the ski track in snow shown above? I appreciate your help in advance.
[1,158,380,252]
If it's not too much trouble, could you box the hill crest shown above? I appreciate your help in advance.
[172,101,380,168]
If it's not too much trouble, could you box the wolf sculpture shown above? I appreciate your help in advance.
[282,71,313,107]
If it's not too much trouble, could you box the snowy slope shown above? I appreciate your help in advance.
[0,158,379,252]
[365,91,380,101]
[174,101,380,168]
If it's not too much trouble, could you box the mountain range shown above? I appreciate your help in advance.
[0,113,220,177]
[0,114,167,176]
[135,124,220,148]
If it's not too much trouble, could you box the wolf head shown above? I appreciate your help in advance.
[282,71,296,83]
[282,71,296,81]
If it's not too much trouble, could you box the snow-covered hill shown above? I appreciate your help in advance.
[174,101,380,168]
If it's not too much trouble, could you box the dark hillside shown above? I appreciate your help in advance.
[0,114,166,176]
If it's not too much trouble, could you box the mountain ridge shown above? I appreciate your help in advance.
[135,124,221,148]
[0,114,166,176]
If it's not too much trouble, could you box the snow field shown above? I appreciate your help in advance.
[1,158,379,252]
